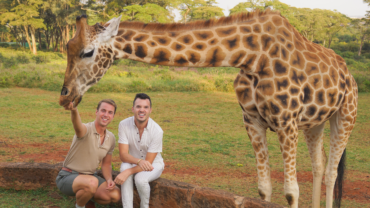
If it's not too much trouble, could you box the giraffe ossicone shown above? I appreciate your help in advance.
[60,9,358,208]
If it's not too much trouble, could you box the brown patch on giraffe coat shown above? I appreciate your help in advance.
[208,38,218,45]
[240,26,252,33]
[102,59,110,68]
[315,89,326,105]
[303,52,320,63]
[269,100,281,115]
[275,77,290,91]
[286,42,294,51]
[174,54,189,66]
[152,32,166,36]
[263,22,276,35]
[318,52,331,66]
[94,55,100,62]
[308,74,322,89]
[134,43,148,59]
[257,80,275,96]
[256,54,273,79]
[153,36,171,46]
[294,37,306,51]
[323,74,333,88]
[331,58,339,69]
[150,48,171,65]
[261,35,275,51]
[185,50,201,64]
[269,44,280,58]
[93,65,98,74]
[280,45,289,61]
[168,32,179,37]
[277,35,286,44]
[235,77,253,104]
[278,27,292,42]
[205,46,226,67]
[191,42,207,51]
[133,34,149,42]
[305,42,317,52]
[115,37,125,43]
[329,67,339,86]
[122,44,132,54]
[229,50,246,66]
[122,30,136,41]
[271,16,283,26]
[306,104,318,117]
[177,34,194,45]
[289,97,299,111]
[258,16,269,23]
[326,88,338,107]
[290,50,305,70]
[315,106,330,122]
[194,31,214,41]
[275,93,290,108]
[319,62,329,73]
[305,62,320,76]
[273,60,289,77]
[221,35,240,51]
[240,54,257,71]
[114,42,123,50]
[215,26,237,37]
[171,42,186,51]
[117,29,125,36]
[243,34,260,51]
[252,24,262,33]
[147,41,157,47]
[300,84,314,104]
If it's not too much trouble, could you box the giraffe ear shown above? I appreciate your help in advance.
[99,15,122,42]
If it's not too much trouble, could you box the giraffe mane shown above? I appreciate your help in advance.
[116,9,281,32]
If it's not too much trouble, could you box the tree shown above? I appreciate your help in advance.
[321,10,350,48]
[0,0,46,55]
[352,18,370,56]
[177,0,223,22]
[121,3,173,23]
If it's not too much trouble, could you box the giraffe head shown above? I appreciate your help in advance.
[59,15,121,108]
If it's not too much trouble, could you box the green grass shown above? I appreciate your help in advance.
[0,88,370,207]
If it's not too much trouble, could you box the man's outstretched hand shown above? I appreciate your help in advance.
[64,102,77,111]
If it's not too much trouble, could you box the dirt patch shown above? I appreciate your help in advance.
[163,161,370,203]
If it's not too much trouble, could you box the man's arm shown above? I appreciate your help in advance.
[101,154,115,190]
[114,144,158,185]
[64,102,87,138]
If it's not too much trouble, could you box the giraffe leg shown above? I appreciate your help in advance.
[303,122,327,208]
[243,113,272,201]
[277,124,299,208]
[326,79,357,208]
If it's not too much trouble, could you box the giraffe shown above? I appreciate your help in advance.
[59,10,358,208]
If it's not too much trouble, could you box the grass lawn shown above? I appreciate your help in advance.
[0,88,369,207]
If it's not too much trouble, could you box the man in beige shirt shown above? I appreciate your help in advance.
[56,99,121,208]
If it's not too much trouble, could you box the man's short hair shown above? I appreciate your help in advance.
[97,99,117,114]
[133,93,152,107]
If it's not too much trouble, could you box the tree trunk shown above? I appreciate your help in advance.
[60,27,64,53]
[66,25,70,43]
[38,29,42,50]
[358,34,366,56]
[54,29,59,52]
[72,25,75,37]
[184,7,191,23]
[30,26,37,55]
[23,25,33,52]
[323,39,326,47]
[328,36,332,48]
[45,26,50,50]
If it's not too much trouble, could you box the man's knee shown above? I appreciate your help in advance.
[134,177,149,189]
[77,177,99,195]
[111,188,121,203]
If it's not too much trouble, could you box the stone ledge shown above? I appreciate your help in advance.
[0,162,284,208]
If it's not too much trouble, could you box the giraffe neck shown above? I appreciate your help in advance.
[110,16,282,69]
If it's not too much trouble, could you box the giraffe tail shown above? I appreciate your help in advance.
[334,148,346,208]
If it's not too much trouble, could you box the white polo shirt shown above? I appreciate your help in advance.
[118,116,164,165]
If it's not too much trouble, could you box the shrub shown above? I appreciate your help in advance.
[342,51,354,59]
[0,43,9,47]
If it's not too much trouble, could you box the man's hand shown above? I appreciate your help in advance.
[138,160,154,172]
[114,170,131,185]
[64,102,77,111]
[106,179,116,190]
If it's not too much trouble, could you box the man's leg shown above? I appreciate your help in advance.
[120,162,135,208]
[93,179,121,204]
[134,163,164,208]
[72,175,100,207]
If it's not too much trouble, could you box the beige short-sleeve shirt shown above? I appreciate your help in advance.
[63,121,116,174]
[118,117,164,165]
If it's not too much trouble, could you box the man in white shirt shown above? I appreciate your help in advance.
[114,93,164,208]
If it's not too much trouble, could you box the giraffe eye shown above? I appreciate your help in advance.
[80,49,94,58]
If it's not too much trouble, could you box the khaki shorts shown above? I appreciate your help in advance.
[55,169,105,196]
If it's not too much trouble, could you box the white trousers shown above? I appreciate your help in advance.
[120,162,164,208]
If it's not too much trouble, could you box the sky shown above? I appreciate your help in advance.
[217,0,370,18]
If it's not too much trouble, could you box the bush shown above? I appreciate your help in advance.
[0,43,9,47]
[342,51,354,58]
